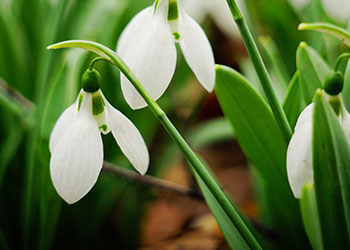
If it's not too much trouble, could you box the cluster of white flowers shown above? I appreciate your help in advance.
[50,0,215,204]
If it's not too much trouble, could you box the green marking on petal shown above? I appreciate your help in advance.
[168,0,179,21]
[329,96,342,117]
[173,32,180,40]
[154,0,159,14]
[78,93,83,111]
[99,124,108,132]
[92,94,105,116]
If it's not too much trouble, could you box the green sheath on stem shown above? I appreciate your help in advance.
[47,40,262,250]
[226,0,292,143]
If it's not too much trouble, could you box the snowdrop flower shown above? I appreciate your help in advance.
[117,0,215,109]
[49,69,149,204]
[286,94,350,198]
[182,0,245,39]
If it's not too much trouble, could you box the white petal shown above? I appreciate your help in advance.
[182,0,207,23]
[117,6,177,109]
[49,94,80,153]
[288,0,311,11]
[105,101,149,175]
[117,7,152,54]
[179,11,215,92]
[321,0,350,24]
[207,0,240,38]
[50,115,103,204]
[50,93,103,204]
[294,103,314,131]
[287,105,314,198]
[341,102,350,141]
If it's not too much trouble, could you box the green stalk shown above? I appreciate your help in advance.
[334,53,350,72]
[47,40,262,250]
[226,0,292,143]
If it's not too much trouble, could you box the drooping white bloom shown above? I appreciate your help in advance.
[50,89,149,204]
[182,0,245,39]
[117,0,215,109]
[286,97,350,198]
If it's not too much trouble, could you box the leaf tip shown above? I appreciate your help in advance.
[299,41,308,49]
[215,64,222,71]
[315,88,323,99]
[298,23,307,31]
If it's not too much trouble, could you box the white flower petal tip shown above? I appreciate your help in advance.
[179,12,216,92]
[286,104,314,198]
[105,102,149,175]
[49,89,150,203]
[50,114,104,204]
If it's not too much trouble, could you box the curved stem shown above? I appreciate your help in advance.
[226,0,292,143]
[47,40,262,250]
[88,57,111,70]
[334,53,350,72]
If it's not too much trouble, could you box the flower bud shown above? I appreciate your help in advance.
[323,71,344,96]
[82,69,101,93]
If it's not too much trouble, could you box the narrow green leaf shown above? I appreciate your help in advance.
[193,170,251,250]
[215,65,290,190]
[297,42,330,104]
[313,90,350,249]
[215,65,309,249]
[299,22,350,47]
[283,72,305,130]
[300,183,323,250]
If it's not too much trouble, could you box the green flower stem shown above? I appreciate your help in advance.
[47,40,262,250]
[88,57,111,70]
[226,0,292,143]
[334,53,350,72]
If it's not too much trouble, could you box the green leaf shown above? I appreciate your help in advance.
[297,42,330,104]
[216,65,287,183]
[299,22,350,47]
[283,72,305,130]
[193,170,251,250]
[300,183,323,250]
[313,90,350,249]
[215,65,309,249]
